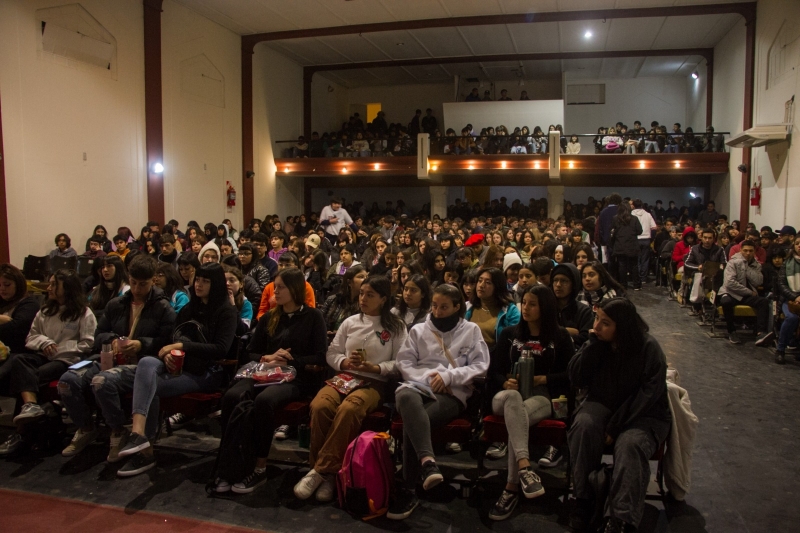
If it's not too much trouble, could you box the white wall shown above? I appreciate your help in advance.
[311,74,348,135]
[0,0,146,264]
[564,77,688,153]
[749,0,800,229]
[709,18,746,221]
[161,0,242,229]
[310,187,432,215]
[443,101,564,134]
[342,78,562,135]
[686,60,708,131]
[252,45,305,220]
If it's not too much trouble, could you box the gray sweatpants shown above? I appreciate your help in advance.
[568,401,670,527]
[492,386,552,484]
[395,387,462,488]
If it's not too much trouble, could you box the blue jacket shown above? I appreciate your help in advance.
[464,302,521,343]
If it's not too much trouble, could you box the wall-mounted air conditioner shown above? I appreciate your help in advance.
[726,124,791,148]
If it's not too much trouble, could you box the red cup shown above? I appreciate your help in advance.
[169,349,185,376]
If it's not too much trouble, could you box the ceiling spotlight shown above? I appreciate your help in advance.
[584,31,593,38]
[691,71,699,79]
[396,42,405,46]
[153,162,164,173]
[689,192,697,198]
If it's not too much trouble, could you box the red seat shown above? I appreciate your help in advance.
[273,400,310,428]
[390,415,472,445]
[160,392,222,419]
[482,415,567,448]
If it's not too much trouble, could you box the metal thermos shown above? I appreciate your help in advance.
[517,350,535,400]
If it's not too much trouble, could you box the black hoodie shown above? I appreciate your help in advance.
[551,263,594,348]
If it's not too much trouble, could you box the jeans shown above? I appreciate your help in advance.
[664,144,680,153]
[643,141,658,153]
[131,356,222,438]
[637,239,651,280]
[59,363,138,430]
[58,362,101,428]
[568,401,670,527]
[492,387,551,484]
[221,378,301,459]
[395,388,462,488]
[778,302,800,351]
[720,294,769,334]
[624,144,637,154]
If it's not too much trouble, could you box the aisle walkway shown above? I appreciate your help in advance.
[0,286,797,532]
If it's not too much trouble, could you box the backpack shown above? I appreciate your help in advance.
[337,431,394,520]
[214,399,256,485]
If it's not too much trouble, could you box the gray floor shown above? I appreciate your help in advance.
[1,285,798,532]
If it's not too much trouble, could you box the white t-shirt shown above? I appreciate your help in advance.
[319,205,353,236]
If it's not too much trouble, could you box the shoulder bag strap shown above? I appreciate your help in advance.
[431,331,458,369]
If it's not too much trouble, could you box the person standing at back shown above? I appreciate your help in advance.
[319,197,355,245]
[630,199,657,283]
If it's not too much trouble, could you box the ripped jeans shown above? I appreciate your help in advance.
[58,362,137,430]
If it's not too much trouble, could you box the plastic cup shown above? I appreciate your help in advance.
[169,349,185,376]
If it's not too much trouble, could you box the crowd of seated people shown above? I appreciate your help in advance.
[284,100,725,159]
[0,190,793,532]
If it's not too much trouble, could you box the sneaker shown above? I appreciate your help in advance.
[273,424,290,441]
[13,403,45,425]
[445,442,462,453]
[538,445,563,468]
[488,489,519,521]
[117,451,156,477]
[728,332,742,344]
[387,488,419,521]
[755,331,775,347]
[117,432,150,458]
[420,460,443,491]
[315,474,335,502]
[293,469,325,500]
[107,428,131,463]
[775,349,786,365]
[61,428,98,457]
[214,478,231,493]
[518,468,545,499]
[232,468,269,494]
[167,412,192,430]
[485,442,508,459]
[784,344,799,353]
[0,433,24,455]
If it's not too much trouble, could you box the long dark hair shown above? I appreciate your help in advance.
[266,268,305,336]
[615,202,632,225]
[470,267,512,309]
[156,262,186,299]
[597,297,649,356]
[516,284,564,347]
[42,269,87,322]
[579,260,626,296]
[189,262,229,314]
[360,275,404,338]
[571,243,595,265]
[90,255,129,311]
[396,274,432,325]
[0,264,28,313]
[338,264,367,303]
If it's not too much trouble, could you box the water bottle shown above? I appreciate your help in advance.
[517,350,535,400]
[100,343,114,371]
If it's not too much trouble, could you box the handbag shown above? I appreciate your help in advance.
[173,319,208,344]
[605,141,619,151]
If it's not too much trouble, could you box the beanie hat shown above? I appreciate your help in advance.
[503,252,522,273]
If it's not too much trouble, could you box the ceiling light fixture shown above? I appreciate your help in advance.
[584,31,593,38]
[396,42,405,46]
[691,71,699,79]
[153,162,164,173]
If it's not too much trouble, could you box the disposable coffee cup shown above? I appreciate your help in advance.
[115,337,131,365]
[170,349,186,376]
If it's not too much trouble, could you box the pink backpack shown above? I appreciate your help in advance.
[337,431,394,520]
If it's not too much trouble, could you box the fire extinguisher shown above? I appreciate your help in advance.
[750,182,760,207]
[227,184,236,207]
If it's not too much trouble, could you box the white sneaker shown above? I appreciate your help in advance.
[485,442,507,459]
[274,425,290,441]
[446,442,462,453]
[315,475,335,502]
[61,428,98,457]
[294,469,325,500]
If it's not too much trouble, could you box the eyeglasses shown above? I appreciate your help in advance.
[238,251,252,256]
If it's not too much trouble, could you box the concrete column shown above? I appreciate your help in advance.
[430,186,448,219]
[548,185,564,219]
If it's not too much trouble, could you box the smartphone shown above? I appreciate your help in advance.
[68,360,93,370]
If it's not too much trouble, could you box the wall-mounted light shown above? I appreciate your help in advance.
[501,161,507,169]
[284,167,290,173]
[373,163,380,170]
[691,71,699,80]
[431,164,438,171]
[342,167,348,174]
[468,165,474,170]
[689,191,697,198]
[567,161,574,169]
[584,31,593,39]
[534,162,540,169]
[153,162,164,173]
[246,171,255,179]
[674,162,681,168]
[639,161,646,169]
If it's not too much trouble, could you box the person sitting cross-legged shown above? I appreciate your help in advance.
[567,298,671,533]
[58,255,175,460]
[486,285,575,521]
[718,240,771,346]
[114,262,236,477]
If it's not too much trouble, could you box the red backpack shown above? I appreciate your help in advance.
[337,431,394,520]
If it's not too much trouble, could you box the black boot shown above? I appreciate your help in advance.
[775,350,786,365]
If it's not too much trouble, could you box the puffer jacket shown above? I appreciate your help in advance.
[94,287,176,357]
[672,227,697,269]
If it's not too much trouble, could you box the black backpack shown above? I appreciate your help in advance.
[213,398,256,486]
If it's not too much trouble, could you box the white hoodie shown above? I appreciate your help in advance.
[395,315,490,406]
[631,208,657,240]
